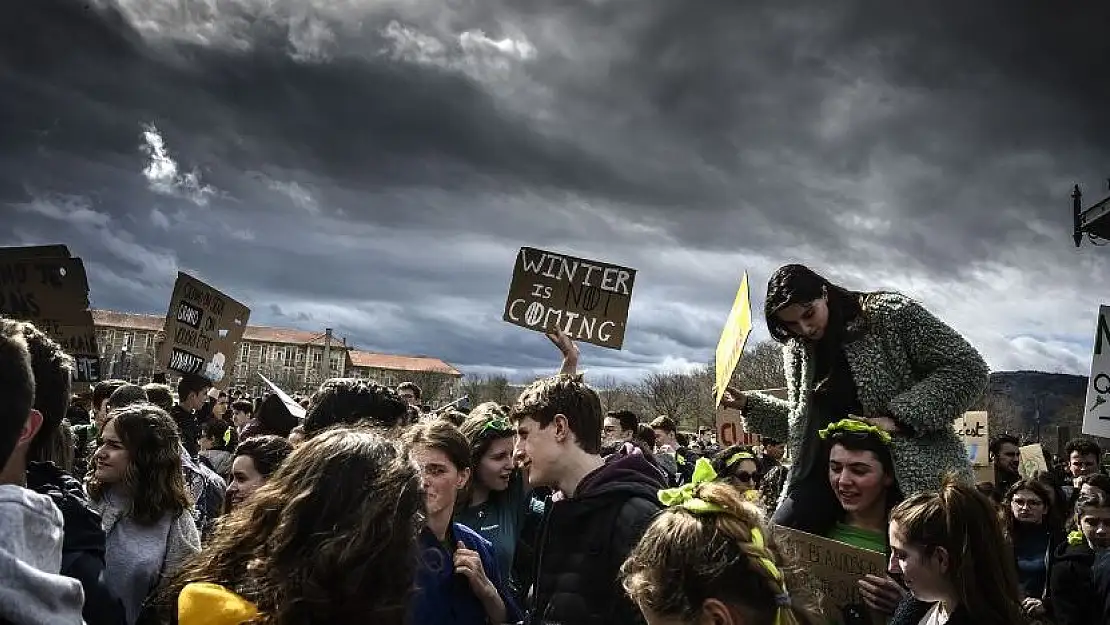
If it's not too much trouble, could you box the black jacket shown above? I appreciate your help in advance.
[1092,548,1110,625]
[1049,538,1100,625]
[25,461,126,625]
[171,405,200,458]
[526,453,664,625]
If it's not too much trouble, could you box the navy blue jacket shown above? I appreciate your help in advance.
[410,523,522,625]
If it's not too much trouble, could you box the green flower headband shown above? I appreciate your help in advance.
[818,418,892,445]
[480,416,513,435]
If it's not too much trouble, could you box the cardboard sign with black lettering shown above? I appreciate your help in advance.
[157,272,250,389]
[0,245,101,384]
[503,247,636,349]
[775,526,890,625]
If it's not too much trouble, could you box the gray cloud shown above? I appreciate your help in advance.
[4,0,1110,382]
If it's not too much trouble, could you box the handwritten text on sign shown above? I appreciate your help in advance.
[775,527,889,625]
[1083,305,1110,438]
[502,247,636,349]
[0,253,101,383]
[955,411,989,467]
[157,272,249,389]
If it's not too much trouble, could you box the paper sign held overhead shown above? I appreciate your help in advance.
[714,272,753,407]
[157,272,250,390]
[258,373,306,420]
[0,246,101,384]
[502,247,636,350]
[1083,305,1110,438]
[775,527,890,625]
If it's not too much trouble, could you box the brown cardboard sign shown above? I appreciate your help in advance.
[156,272,250,389]
[775,526,890,625]
[955,411,989,468]
[502,247,636,349]
[0,248,101,383]
[715,408,763,448]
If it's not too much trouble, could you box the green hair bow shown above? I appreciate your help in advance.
[658,458,725,514]
[818,418,892,445]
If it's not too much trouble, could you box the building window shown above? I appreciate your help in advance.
[312,352,321,365]
[260,345,269,360]
[145,333,155,350]
[122,333,134,351]
[296,350,304,364]
[240,344,249,361]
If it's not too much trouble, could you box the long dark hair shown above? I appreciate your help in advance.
[764,264,863,344]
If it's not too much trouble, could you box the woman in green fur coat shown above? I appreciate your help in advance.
[721,264,988,536]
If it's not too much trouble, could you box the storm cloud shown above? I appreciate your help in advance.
[3,0,1109,381]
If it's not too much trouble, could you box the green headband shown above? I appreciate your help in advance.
[818,418,892,445]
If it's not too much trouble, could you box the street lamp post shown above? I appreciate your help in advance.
[1073,180,1110,247]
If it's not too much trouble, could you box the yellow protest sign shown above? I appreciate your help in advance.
[714,272,752,407]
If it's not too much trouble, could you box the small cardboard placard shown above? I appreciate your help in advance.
[714,272,753,407]
[1018,443,1048,479]
[955,411,989,467]
[156,272,250,389]
[502,247,636,349]
[1083,305,1110,438]
[0,246,101,383]
[716,408,764,448]
[775,526,890,625]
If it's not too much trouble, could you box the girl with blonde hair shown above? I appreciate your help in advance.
[622,458,822,625]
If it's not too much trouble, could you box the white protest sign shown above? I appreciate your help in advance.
[1082,305,1110,438]
[1018,443,1048,479]
[259,373,306,420]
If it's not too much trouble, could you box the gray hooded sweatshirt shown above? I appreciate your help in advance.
[0,484,86,624]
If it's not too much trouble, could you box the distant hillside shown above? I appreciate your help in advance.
[976,371,1102,455]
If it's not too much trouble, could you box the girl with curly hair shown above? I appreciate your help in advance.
[86,403,200,625]
[158,426,424,625]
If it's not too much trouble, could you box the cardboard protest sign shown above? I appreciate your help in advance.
[715,389,787,446]
[955,411,989,467]
[1083,305,1110,438]
[0,246,101,384]
[775,527,889,625]
[259,373,306,420]
[157,272,250,389]
[503,247,636,349]
[715,408,763,448]
[1018,443,1049,479]
[714,272,753,407]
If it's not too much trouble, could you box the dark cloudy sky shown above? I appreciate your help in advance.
[4,0,1110,382]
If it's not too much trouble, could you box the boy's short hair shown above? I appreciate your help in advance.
[142,383,175,413]
[607,410,638,433]
[0,332,34,467]
[177,373,212,403]
[1065,438,1102,459]
[510,374,602,454]
[303,378,408,437]
[0,318,74,460]
[649,415,677,434]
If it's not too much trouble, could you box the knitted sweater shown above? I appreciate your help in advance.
[743,292,987,501]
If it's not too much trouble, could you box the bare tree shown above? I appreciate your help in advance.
[636,371,702,429]
[730,340,786,390]
[987,394,1025,439]
[400,370,457,406]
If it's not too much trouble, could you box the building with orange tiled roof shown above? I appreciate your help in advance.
[92,309,461,399]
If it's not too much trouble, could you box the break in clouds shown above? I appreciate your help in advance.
[2,0,1110,381]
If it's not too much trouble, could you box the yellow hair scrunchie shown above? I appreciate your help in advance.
[658,458,724,514]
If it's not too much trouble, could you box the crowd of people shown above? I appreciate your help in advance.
[1,263,1109,625]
